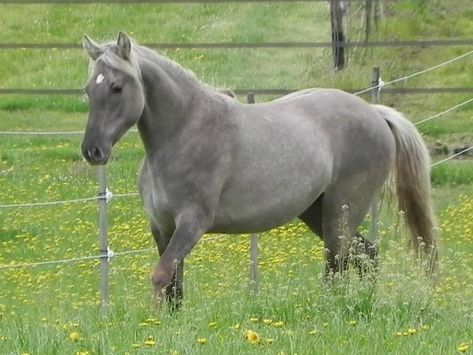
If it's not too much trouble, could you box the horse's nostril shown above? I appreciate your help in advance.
[88,147,104,162]
[82,146,104,164]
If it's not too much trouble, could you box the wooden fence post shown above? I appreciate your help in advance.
[97,165,110,315]
[365,0,373,43]
[369,67,380,242]
[247,92,259,295]
[330,0,345,70]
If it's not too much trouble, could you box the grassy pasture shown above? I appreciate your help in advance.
[1,0,473,354]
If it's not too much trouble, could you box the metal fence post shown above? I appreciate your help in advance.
[97,165,110,315]
[247,92,259,295]
[369,67,380,242]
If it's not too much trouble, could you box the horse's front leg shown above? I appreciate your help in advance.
[150,222,183,311]
[164,260,184,312]
[152,213,205,309]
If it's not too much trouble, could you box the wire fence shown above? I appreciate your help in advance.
[413,97,473,126]
[1,26,472,314]
[0,233,231,270]
[1,47,472,209]
[352,48,473,96]
[1,47,473,136]
[431,146,473,168]
[0,61,472,268]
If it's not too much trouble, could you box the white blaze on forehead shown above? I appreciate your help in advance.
[96,73,105,84]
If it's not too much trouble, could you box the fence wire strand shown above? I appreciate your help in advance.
[0,128,138,136]
[0,196,98,209]
[353,48,473,96]
[0,130,84,136]
[0,234,228,270]
[431,146,473,167]
[414,97,473,126]
[0,248,155,270]
[0,192,139,209]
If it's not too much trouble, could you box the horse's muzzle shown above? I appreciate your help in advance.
[82,144,109,165]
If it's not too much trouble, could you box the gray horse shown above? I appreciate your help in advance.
[81,32,436,308]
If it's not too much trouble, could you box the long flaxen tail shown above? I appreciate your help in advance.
[373,105,437,268]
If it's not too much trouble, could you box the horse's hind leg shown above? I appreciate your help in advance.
[150,222,183,311]
[298,194,324,240]
[299,194,378,275]
[353,232,378,275]
[321,179,382,277]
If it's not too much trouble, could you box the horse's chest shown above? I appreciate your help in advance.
[139,163,174,232]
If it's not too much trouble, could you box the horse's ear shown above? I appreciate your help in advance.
[82,34,103,60]
[117,31,131,60]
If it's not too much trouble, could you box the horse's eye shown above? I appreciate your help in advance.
[111,84,123,94]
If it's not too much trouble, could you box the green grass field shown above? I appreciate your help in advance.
[1,1,473,354]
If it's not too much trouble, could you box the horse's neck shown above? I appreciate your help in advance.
[136,55,211,154]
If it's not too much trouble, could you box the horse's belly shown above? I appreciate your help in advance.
[210,164,330,233]
[209,117,332,233]
[211,186,324,233]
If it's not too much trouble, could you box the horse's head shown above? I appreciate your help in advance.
[81,32,145,165]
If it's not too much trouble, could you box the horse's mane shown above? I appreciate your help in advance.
[89,39,236,99]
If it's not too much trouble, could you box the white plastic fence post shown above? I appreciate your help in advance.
[250,234,259,294]
[369,67,380,241]
[247,92,259,294]
[97,165,110,315]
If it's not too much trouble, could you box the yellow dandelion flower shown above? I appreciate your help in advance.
[69,332,80,342]
[396,332,403,337]
[273,321,284,328]
[197,337,207,345]
[244,330,261,344]
[144,318,161,325]
[263,319,273,325]
[407,328,417,335]
[457,342,470,353]
[144,336,156,346]
[250,317,259,323]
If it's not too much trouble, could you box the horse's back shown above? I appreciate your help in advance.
[262,88,396,167]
